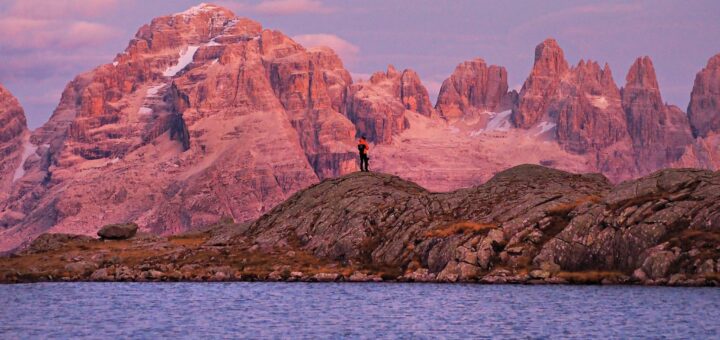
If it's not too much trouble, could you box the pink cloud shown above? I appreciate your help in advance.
[6,0,119,19]
[254,0,335,15]
[293,34,359,64]
[0,18,121,50]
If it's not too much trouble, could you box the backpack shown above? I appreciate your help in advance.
[358,143,366,154]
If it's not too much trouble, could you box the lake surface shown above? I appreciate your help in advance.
[1,283,718,339]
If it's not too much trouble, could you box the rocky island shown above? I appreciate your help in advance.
[2,165,718,286]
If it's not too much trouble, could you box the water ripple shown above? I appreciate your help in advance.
[1,283,719,339]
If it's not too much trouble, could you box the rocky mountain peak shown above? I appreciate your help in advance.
[622,56,694,174]
[533,38,569,76]
[625,56,660,92]
[512,38,570,128]
[176,3,233,17]
[688,53,720,138]
[435,58,515,119]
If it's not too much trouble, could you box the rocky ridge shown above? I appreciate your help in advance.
[1,165,718,286]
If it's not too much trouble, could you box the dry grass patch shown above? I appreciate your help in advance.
[546,195,601,216]
[424,221,497,238]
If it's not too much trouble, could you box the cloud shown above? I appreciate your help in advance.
[0,18,121,50]
[254,0,334,14]
[216,0,334,15]
[293,34,359,64]
[4,0,119,20]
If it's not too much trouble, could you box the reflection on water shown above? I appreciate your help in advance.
[1,283,718,338]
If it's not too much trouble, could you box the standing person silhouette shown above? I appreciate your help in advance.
[358,136,370,172]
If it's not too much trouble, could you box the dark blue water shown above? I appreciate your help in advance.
[1,283,718,339]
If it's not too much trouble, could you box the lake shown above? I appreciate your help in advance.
[1,283,718,338]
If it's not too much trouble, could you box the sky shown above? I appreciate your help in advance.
[0,0,718,128]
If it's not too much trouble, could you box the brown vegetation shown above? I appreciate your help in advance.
[424,221,497,238]
[546,195,601,216]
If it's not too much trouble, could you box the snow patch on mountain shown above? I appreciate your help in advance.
[535,121,557,136]
[178,3,218,17]
[12,137,37,182]
[163,46,200,77]
[146,84,165,97]
[587,95,609,110]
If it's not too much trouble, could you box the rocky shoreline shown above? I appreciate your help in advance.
[2,165,719,286]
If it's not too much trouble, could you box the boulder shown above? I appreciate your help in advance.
[98,223,138,240]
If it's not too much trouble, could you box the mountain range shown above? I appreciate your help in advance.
[0,3,718,252]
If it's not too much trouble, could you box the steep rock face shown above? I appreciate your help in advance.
[512,39,569,128]
[556,61,627,152]
[0,4,357,251]
[622,57,695,174]
[0,84,29,202]
[343,65,435,143]
[688,54,720,138]
[262,44,357,179]
[435,58,516,119]
[554,60,636,180]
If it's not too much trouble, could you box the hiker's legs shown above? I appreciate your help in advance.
[360,154,368,171]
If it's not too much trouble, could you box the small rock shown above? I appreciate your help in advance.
[668,273,686,285]
[402,268,435,282]
[64,261,98,276]
[529,270,551,279]
[544,277,568,284]
[698,259,715,274]
[268,270,285,281]
[632,268,648,282]
[90,268,111,281]
[505,246,524,255]
[437,261,460,282]
[539,261,561,274]
[147,270,164,280]
[313,273,339,282]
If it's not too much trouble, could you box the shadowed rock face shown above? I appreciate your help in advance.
[0,84,28,203]
[622,57,695,174]
[688,54,720,138]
